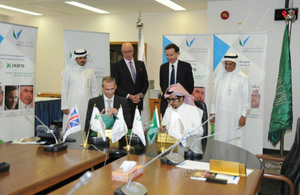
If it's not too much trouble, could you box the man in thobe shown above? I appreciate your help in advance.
[61,49,99,142]
[210,53,250,147]
[159,83,203,146]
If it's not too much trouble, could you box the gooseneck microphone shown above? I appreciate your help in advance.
[25,106,58,144]
[25,106,68,152]
[166,115,215,165]
[66,171,93,195]
[117,132,194,195]
[189,126,242,155]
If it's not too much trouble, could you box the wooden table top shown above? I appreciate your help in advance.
[0,143,107,195]
[50,154,263,195]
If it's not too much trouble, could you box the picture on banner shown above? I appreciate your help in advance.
[0,85,4,111]
[4,85,19,110]
[19,85,34,109]
[192,86,205,102]
[213,32,268,154]
[162,34,211,102]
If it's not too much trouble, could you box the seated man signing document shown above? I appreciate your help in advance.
[159,83,203,146]
[85,76,132,138]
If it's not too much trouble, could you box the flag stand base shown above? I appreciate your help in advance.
[159,146,167,153]
[44,142,68,152]
[123,144,133,152]
[80,142,90,149]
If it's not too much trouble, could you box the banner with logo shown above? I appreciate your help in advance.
[0,22,38,141]
[63,30,110,88]
[162,34,212,102]
[213,32,268,154]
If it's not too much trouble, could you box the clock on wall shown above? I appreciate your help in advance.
[274,8,298,20]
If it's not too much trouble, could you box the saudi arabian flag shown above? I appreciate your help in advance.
[147,107,160,145]
[268,24,293,146]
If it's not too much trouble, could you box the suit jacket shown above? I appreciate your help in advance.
[111,58,149,111]
[159,60,194,115]
[84,95,132,134]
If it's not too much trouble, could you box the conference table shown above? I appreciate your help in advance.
[51,138,263,194]
[0,143,108,195]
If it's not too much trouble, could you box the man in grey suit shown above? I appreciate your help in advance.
[84,76,132,137]
[160,43,194,116]
[111,42,149,121]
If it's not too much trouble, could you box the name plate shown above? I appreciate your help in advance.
[156,133,177,144]
[209,159,246,177]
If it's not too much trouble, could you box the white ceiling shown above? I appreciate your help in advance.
[0,0,218,17]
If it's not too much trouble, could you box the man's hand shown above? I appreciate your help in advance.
[159,125,166,132]
[239,116,246,127]
[129,94,141,104]
[107,108,118,116]
[210,114,215,123]
[62,109,69,115]
[100,109,105,115]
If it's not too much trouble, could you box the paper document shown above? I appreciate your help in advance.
[216,174,240,184]
[176,160,210,170]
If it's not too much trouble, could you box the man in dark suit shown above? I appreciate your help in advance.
[160,43,194,116]
[111,42,149,121]
[84,76,132,137]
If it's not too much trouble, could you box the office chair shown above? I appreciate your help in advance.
[194,101,208,136]
[257,117,300,195]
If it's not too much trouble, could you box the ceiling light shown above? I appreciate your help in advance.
[155,0,186,11]
[65,1,109,14]
[0,4,42,16]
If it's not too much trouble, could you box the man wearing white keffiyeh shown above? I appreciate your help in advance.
[210,53,250,147]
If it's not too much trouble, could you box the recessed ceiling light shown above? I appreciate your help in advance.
[65,1,109,14]
[0,4,42,16]
[155,0,186,11]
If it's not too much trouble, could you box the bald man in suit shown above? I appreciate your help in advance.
[111,42,149,121]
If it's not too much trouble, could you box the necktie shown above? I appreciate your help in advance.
[129,61,136,84]
[170,64,175,85]
[106,99,112,112]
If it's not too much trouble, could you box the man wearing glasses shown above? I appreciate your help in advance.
[159,83,203,139]
[210,53,250,147]
[111,42,149,122]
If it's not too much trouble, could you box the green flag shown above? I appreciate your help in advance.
[147,107,160,145]
[268,24,293,146]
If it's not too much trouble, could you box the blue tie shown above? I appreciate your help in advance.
[170,64,175,85]
[129,61,136,84]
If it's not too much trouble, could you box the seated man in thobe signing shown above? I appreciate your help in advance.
[159,83,203,146]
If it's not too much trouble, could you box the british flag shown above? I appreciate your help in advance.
[63,106,81,142]
[66,108,80,130]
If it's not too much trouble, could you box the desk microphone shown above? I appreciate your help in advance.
[25,106,58,144]
[115,132,194,195]
[25,106,68,152]
[189,126,242,155]
[165,115,215,165]
[67,171,93,195]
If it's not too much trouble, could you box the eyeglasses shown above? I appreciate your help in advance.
[122,50,133,54]
[225,63,235,67]
[166,97,179,103]
[251,94,260,98]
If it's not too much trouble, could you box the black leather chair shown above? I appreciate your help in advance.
[194,101,208,137]
[257,117,300,195]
